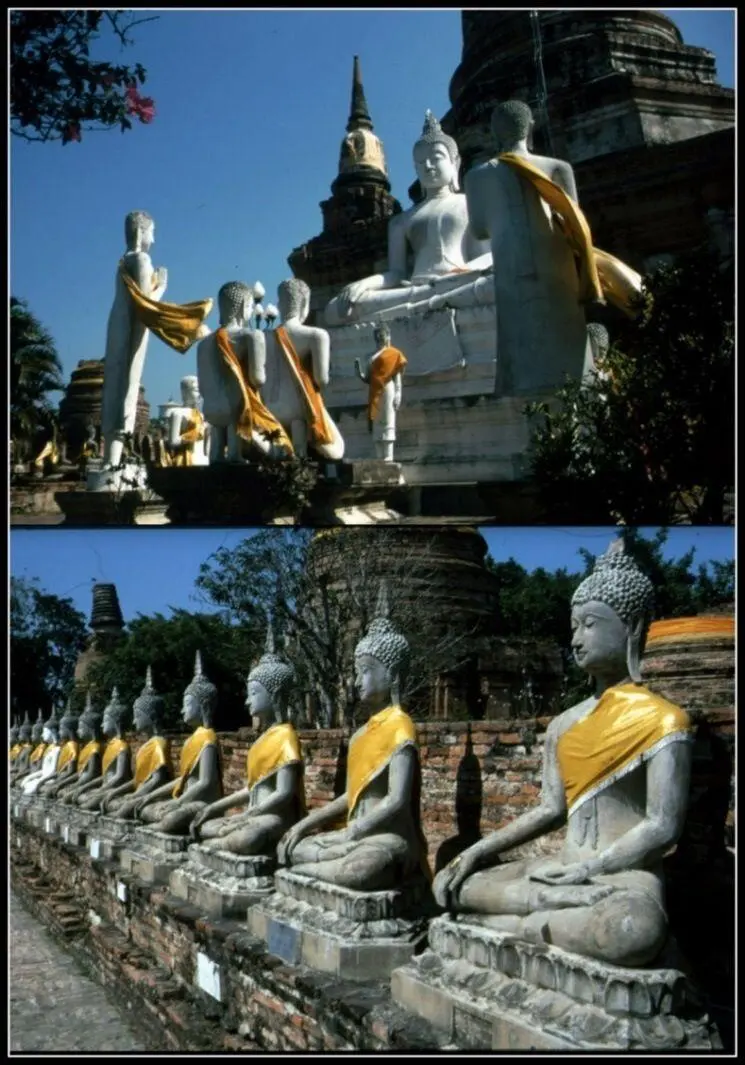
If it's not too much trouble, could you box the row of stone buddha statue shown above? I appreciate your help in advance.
[12,542,695,971]
[96,100,642,481]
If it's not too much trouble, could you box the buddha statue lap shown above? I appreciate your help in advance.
[38,700,80,798]
[277,584,428,893]
[21,708,63,796]
[433,540,694,969]
[190,625,304,855]
[59,692,105,805]
[324,112,493,328]
[75,688,133,811]
[132,652,222,834]
[101,667,171,819]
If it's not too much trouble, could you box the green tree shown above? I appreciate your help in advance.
[11,10,157,146]
[82,609,263,731]
[10,577,89,721]
[10,297,64,458]
[526,249,735,523]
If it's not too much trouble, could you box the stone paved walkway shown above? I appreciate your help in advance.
[10,890,148,1052]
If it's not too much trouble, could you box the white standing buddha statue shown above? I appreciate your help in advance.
[165,375,210,466]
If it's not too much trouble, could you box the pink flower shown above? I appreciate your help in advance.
[62,122,82,144]
[124,85,156,124]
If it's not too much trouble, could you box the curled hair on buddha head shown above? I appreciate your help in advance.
[373,322,392,348]
[183,650,218,721]
[124,210,154,250]
[354,581,411,701]
[19,711,33,742]
[218,281,254,325]
[491,99,534,145]
[103,686,129,729]
[414,110,461,190]
[278,278,310,321]
[132,665,165,728]
[571,539,655,683]
[248,619,296,705]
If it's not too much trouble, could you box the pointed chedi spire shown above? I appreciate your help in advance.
[347,55,374,133]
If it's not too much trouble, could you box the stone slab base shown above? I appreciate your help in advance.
[390,916,720,1050]
[248,870,431,981]
[86,815,136,861]
[169,847,276,918]
[119,827,189,884]
[54,487,167,526]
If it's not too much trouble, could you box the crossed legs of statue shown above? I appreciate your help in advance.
[289,829,413,892]
[455,857,668,967]
[198,811,285,855]
[139,798,208,834]
[78,788,107,811]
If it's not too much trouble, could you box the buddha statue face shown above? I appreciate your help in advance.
[42,726,56,743]
[180,375,200,408]
[133,705,150,732]
[246,678,275,721]
[571,600,629,678]
[60,722,75,741]
[355,653,393,705]
[102,709,115,736]
[413,141,457,193]
[181,689,203,725]
[78,719,94,741]
[125,210,154,252]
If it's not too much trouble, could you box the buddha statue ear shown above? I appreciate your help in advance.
[390,671,401,707]
[626,615,645,684]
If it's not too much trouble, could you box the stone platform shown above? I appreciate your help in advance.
[54,487,167,526]
[391,916,721,1051]
[169,845,276,918]
[119,827,190,884]
[86,814,137,862]
[248,870,431,981]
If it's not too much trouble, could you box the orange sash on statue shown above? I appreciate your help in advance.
[102,738,129,776]
[214,328,293,451]
[29,743,47,765]
[134,736,170,788]
[172,726,219,798]
[274,326,335,447]
[119,262,212,353]
[367,346,407,425]
[77,740,102,773]
[57,740,79,772]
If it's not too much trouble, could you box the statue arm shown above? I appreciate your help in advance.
[77,754,102,787]
[166,410,184,448]
[310,329,331,388]
[246,330,267,388]
[347,744,416,840]
[198,786,253,822]
[135,773,177,808]
[102,751,133,790]
[551,160,579,204]
[354,358,370,384]
[293,792,348,835]
[179,743,220,804]
[243,764,300,820]
[464,167,491,242]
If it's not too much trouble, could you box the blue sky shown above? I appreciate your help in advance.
[11,9,735,413]
[9,526,735,625]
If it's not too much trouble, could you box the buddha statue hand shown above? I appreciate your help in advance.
[189,811,208,841]
[354,358,368,384]
[277,821,309,866]
[433,844,485,908]
[337,279,378,318]
[528,860,599,886]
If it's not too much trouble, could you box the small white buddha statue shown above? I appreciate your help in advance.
[165,375,210,466]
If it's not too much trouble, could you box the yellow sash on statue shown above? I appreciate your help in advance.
[57,740,79,772]
[119,262,213,354]
[170,409,205,467]
[134,736,170,788]
[246,723,305,813]
[102,738,129,776]
[346,705,417,818]
[29,743,47,765]
[557,683,694,815]
[275,326,335,447]
[497,153,644,318]
[76,740,102,773]
[9,744,21,761]
[214,328,293,452]
[368,347,407,425]
[172,726,218,798]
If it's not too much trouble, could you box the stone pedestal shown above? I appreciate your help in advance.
[119,827,190,884]
[54,487,167,526]
[169,845,276,918]
[54,803,96,848]
[391,916,721,1050]
[86,815,136,862]
[24,797,53,831]
[248,869,431,982]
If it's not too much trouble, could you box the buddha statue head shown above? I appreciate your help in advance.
[59,698,79,742]
[9,719,20,746]
[132,666,166,733]
[278,278,311,324]
[490,99,534,152]
[42,706,60,744]
[218,281,254,328]
[102,686,129,737]
[77,690,103,741]
[182,651,218,727]
[413,111,461,193]
[246,621,296,724]
[373,322,392,350]
[32,709,45,745]
[19,712,33,744]
[125,210,155,252]
[571,539,655,685]
[354,581,411,709]
[180,375,201,408]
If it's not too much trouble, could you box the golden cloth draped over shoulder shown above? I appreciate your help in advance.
[247,723,306,815]
[102,738,129,776]
[346,705,417,819]
[9,744,22,761]
[497,153,644,318]
[13,743,32,760]
[29,743,48,765]
[368,346,407,425]
[77,740,103,773]
[119,262,213,354]
[170,408,205,467]
[134,736,170,788]
[214,328,293,452]
[557,683,694,815]
[275,326,335,447]
[172,726,219,798]
[57,740,80,772]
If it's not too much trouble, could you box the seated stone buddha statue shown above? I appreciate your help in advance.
[75,687,133,811]
[59,691,105,804]
[21,707,63,796]
[133,651,222,833]
[9,713,34,784]
[277,583,429,892]
[11,710,46,787]
[433,540,694,968]
[38,700,80,797]
[189,624,305,855]
[101,667,171,818]
[324,111,493,327]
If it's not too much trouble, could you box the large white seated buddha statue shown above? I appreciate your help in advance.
[324,112,494,327]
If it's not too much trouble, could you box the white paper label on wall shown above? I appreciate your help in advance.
[196,951,222,1001]
[45,818,51,833]
[90,838,102,860]
[117,881,128,903]
[63,825,70,843]
[14,805,19,818]
[16,836,21,848]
